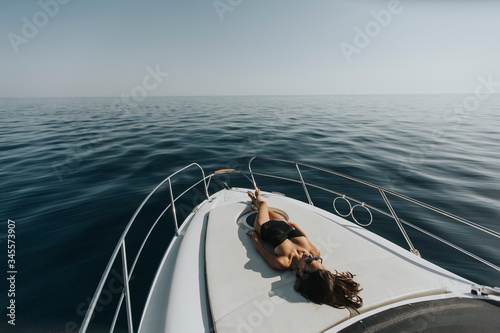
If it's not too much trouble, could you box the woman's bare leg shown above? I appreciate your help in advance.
[247,190,273,235]
[268,209,287,222]
[248,190,287,222]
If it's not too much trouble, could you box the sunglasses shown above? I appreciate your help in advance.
[295,255,323,286]
[303,255,322,266]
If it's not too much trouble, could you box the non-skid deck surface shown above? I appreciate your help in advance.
[205,194,450,333]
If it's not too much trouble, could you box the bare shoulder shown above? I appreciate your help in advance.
[273,255,292,270]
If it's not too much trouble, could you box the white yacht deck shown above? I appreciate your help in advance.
[204,190,471,333]
[81,159,500,333]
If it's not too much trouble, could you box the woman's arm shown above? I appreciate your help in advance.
[288,222,306,236]
[247,230,290,270]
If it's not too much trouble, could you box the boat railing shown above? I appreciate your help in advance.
[247,156,500,272]
[81,157,500,332]
[79,163,210,333]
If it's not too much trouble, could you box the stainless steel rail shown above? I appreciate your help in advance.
[80,163,210,333]
[248,156,500,269]
[82,157,500,332]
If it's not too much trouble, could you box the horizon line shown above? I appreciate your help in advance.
[2,92,496,99]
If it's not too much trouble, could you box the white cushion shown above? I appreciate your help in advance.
[205,195,448,332]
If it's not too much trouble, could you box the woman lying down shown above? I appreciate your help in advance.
[246,189,363,312]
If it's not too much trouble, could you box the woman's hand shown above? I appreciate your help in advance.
[247,230,258,240]
[247,230,260,243]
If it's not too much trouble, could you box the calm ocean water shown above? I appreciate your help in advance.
[1,95,499,332]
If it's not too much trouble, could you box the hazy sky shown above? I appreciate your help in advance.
[1,0,499,97]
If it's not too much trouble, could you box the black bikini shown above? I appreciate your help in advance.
[260,220,305,248]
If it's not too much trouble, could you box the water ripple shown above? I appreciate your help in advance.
[1,95,499,329]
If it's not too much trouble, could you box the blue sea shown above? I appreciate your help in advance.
[1,95,499,332]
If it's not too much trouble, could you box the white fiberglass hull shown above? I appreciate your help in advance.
[138,188,490,333]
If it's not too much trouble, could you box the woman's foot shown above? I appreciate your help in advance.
[247,190,258,207]
[247,189,264,208]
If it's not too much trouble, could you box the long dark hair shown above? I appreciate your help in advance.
[294,269,363,311]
